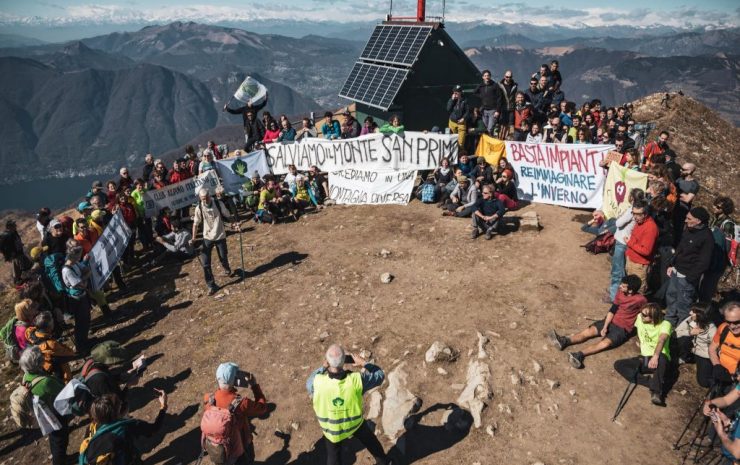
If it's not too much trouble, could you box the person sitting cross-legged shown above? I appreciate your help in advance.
[549,275,646,369]
[471,184,505,240]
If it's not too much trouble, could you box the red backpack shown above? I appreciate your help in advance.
[200,394,242,465]
[583,231,616,255]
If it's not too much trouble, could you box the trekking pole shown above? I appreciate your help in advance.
[673,385,713,450]
[234,205,247,287]
[612,361,640,422]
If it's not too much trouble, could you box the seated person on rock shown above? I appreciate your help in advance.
[548,274,646,369]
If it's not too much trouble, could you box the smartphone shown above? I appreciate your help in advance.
[344,355,354,364]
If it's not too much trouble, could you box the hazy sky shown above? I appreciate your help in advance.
[0,0,738,28]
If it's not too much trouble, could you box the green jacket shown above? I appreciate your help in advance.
[23,372,64,407]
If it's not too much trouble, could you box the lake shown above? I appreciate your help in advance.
[0,175,109,213]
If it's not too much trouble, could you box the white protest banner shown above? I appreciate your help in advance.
[329,169,417,205]
[506,141,613,209]
[143,170,220,218]
[90,210,132,291]
[215,150,271,194]
[266,132,458,175]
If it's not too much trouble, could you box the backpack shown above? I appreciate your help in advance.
[200,394,242,465]
[55,359,101,417]
[44,253,66,295]
[79,418,139,465]
[582,231,616,255]
[420,182,436,203]
[9,376,46,429]
[0,317,23,362]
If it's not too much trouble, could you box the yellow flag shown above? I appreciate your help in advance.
[602,162,648,219]
[474,134,506,166]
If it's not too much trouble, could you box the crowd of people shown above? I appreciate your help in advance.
[0,59,738,465]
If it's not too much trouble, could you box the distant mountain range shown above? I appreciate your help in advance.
[0,21,737,185]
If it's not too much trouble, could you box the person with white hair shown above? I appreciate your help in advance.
[291,174,319,216]
[118,167,133,191]
[201,362,268,464]
[199,149,216,175]
[19,346,70,465]
[306,344,389,465]
[191,188,234,295]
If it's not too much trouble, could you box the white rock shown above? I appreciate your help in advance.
[425,341,456,363]
[510,374,521,385]
[457,360,493,428]
[380,272,394,284]
[569,390,577,397]
[532,360,543,374]
[382,363,422,441]
[380,249,392,258]
[367,391,382,419]
[509,322,518,329]
[477,332,489,359]
[437,367,448,375]
[546,379,560,390]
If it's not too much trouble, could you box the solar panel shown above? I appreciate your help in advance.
[339,62,409,111]
[359,25,432,67]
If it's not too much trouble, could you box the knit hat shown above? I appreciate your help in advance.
[30,245,48,261]
[91,341,131,365]
[15,299,39,323]
[78,202,91,212]
[216,362,239,385]
[690,206,710,224]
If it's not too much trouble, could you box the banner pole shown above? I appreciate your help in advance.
[235,206,246,287]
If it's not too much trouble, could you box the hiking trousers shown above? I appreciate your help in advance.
[665,272,696,327]
[200,238,230,288]
[49,415,69,465]
[324,421,387,465]
[448,120,466,148]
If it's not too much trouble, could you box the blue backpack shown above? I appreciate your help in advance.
[420,182,436,203]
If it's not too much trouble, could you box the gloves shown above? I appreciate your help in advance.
[713,365,732,384]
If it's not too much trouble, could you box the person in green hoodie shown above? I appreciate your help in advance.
[379,114,405,135]
[19,346,69,465]
[131,178,153,251]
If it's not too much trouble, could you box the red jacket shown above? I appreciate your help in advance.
[117,202,137,226]
[642,141,665,169]
[169,170,188,184]
[626,216,659,265]
[202,385,267,453]
[514,105,532,130]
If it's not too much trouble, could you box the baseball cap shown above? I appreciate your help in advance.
[216,362,239,385]
[49,218,61,229]
[77,202,91,212]
[453,85,462,92]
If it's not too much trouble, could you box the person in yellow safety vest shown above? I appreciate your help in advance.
[306,344,390,465]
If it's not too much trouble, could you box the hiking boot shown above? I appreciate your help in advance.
[221,268,233,277]
[442,211,455,217]
[207,285,220,296]
[568,351,585,369]
[485,228,494,240]
[651,392,665,406]
[548,330,569,351]
[471,228,479,239]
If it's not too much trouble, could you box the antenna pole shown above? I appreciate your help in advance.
[389,0,393,19]
[442,0,446,23]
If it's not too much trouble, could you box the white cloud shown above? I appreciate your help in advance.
[0,3,737,28]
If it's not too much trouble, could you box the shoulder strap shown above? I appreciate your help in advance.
[228,394,242,413]
[720,324,732,347]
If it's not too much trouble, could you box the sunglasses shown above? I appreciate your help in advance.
[727,320,740,326]
[53,225,62,229]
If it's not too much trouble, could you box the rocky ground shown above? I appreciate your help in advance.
[0,200,721,465]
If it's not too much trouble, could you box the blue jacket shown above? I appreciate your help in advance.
[306,364,385,398]
[321,120,341,140]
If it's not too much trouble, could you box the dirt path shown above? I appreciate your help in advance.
[0,201,704,464]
